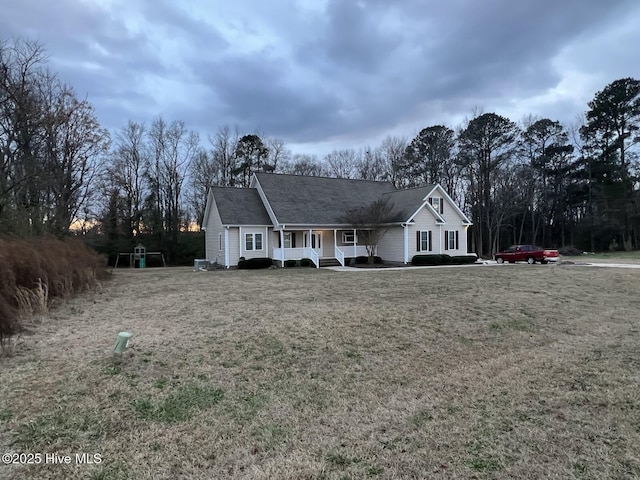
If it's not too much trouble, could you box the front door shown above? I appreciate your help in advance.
[303,232,322,255]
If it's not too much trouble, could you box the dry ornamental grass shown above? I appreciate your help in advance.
[1,264,639,479]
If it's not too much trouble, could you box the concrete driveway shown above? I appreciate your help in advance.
[326,259,640,271]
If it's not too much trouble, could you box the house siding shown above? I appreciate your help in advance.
[270,231,280,259]
[228,229,239,266]
[408,207,441,258]
[377,196,470,263]
[430,186,469,255]
[237,228,270,262]
[204,195,225,265]
[377,227,405,262]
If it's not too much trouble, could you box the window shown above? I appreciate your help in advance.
[429,197,444,214]
[219,233,222,251]
[245,233,263,251]
[444,230,459,250]
[416,230,432,252]
[342,232,357,243]
[283,232,292,248]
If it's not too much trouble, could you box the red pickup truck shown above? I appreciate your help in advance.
[494,245,559,264]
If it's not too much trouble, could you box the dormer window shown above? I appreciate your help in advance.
[429,197,444,214]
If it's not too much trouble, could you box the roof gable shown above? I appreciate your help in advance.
[382,185,437,222]
[210,187,272,225]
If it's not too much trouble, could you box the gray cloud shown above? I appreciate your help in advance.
[2,0,639,150]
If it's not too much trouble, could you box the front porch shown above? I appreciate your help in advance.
[272,229,372,268]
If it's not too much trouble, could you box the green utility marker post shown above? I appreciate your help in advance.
[114,332,132,353]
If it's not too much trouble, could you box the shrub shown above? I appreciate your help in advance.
[412,255,443,266]
[238,258,273,269]
[451,255,478,264]
[355,256,369,264]
[0,236,107,344]
[439,254,453,264]
[285,259,297,268]
[300,258,312,267]
[373,256,383,264]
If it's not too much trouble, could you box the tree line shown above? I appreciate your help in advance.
[1,38,639,259]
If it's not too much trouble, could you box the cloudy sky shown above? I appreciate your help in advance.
[3,0,639,155]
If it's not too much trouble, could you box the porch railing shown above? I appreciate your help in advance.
[308,248,320,269]
[334,246,345,266]
[273,247,320,268]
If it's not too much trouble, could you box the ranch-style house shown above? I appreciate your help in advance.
[202,173,473,268]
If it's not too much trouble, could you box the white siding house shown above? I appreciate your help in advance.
[202,173,473,268]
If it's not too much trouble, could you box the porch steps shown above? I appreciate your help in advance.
[319,258,342,267]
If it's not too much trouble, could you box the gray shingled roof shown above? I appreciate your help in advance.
[254,173,398,224]
[211,186,272,225]
[383,185,436,222]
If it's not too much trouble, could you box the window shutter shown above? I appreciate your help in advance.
[428,197,433,205]
[455,230,459,249]
[440,197,444,214]
[428,231,432,251]
[278,234,282,248]
[444,230,449,250]
[416,231,420,251]
[292,233,296,248]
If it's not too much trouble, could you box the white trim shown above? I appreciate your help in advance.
[439,224,442,254]
[403,224,409,264]
[271,223,401,227]
[201,188,213,231]
[221,224,271,227]
[447,230,457,250]
[353,229,357,258]
[224,227,230,268]
[251,174,280,226]
[244,232,264,251]
[428,184,473,225]
[280,228,285,267]
[265,227,269,256]
[407,199,446,224]
[430,197,442,214]
[342,231,357,243]
[417,230,432,252]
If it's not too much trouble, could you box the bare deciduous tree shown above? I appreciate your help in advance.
[341,197,396,264]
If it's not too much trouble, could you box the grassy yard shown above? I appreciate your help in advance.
[1,265,639,479]
[579,251,640,263]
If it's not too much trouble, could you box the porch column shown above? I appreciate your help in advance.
[309,228,313,256]
[224,227,230,268]
[403,224,408,264]
[334,229,337,257]
[439,224,442,254]
[265,226,269,256]
[280,228,285,267]
[353,229,357,257]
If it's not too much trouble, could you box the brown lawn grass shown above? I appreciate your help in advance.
[1,265,639,479]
